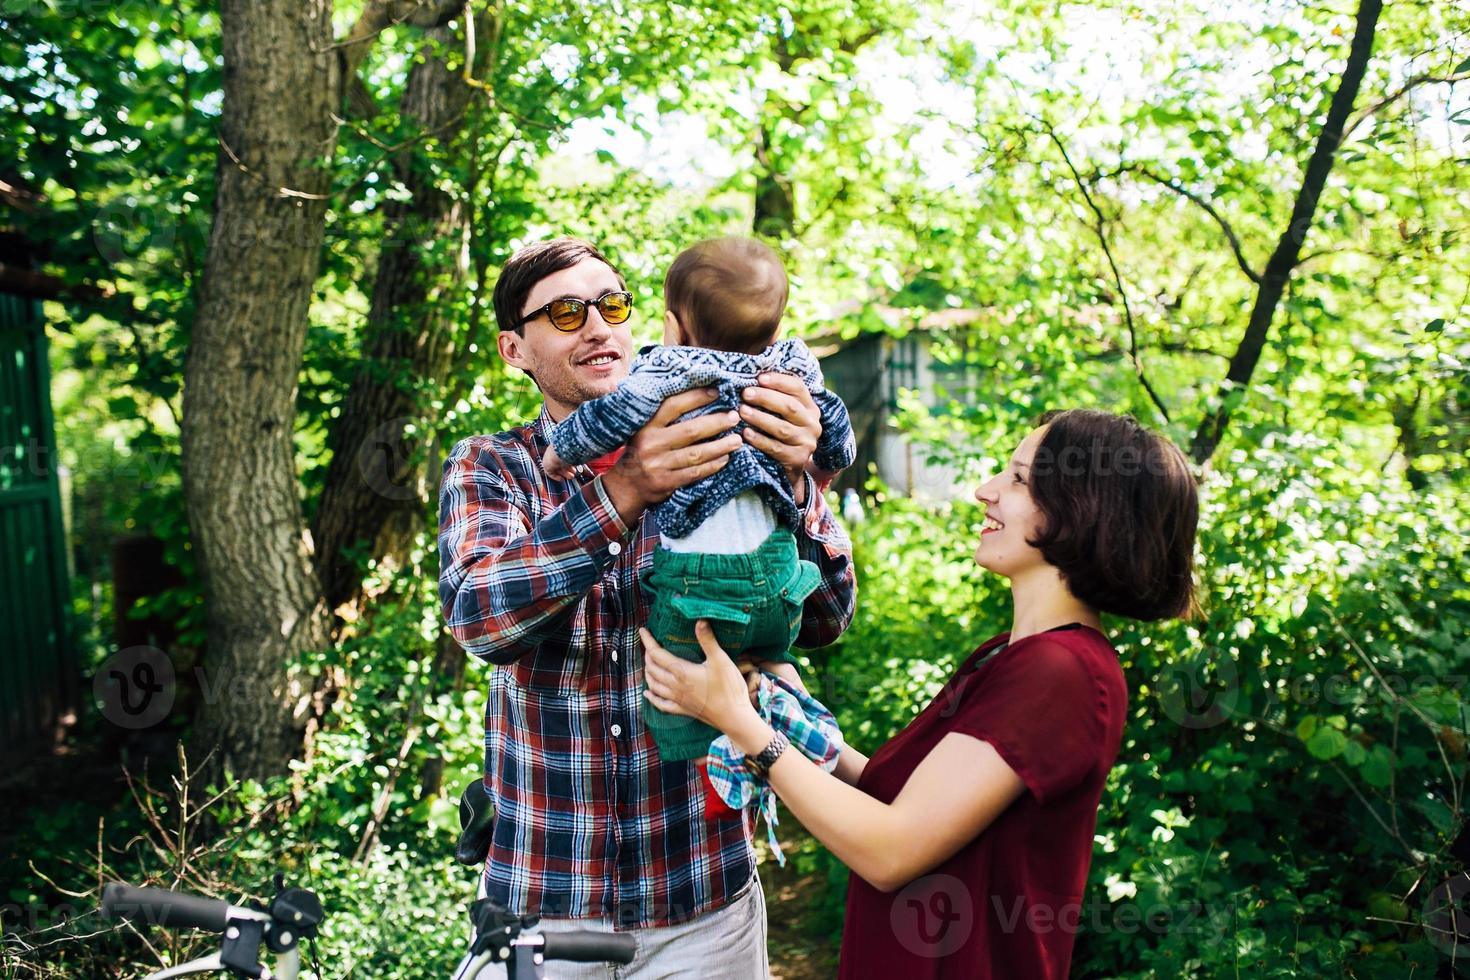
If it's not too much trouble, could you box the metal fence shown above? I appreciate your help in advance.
[0,290,74,748]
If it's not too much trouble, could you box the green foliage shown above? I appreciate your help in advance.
[5,0,1470,975]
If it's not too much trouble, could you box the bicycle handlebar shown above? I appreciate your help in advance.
[102,883,234,933]
[540,931,637,965]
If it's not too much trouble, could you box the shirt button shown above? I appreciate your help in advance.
[608,541,623,556]
[611,651,619,663]
[610,724,623,737]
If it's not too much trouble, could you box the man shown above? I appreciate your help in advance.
[437,238,856,977]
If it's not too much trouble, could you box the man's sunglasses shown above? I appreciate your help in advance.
[518,290,634,332]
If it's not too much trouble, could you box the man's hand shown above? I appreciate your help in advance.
[740,373,821,504]
[601,388,743,524]
[542,444,575,480]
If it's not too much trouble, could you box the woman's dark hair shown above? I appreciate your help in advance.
[492,237,624,334]
[1027,409,1200,621]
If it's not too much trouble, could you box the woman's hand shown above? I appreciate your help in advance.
[641,621,763,736]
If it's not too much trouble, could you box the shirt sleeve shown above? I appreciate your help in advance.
[945,639,1109,805]
[792,472,856,648]
[437,436,630,665]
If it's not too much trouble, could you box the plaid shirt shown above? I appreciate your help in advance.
[437,406,856,928]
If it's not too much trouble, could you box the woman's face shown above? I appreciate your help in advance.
[973,426,1048,578]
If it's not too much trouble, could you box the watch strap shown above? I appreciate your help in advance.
[746,730,790,777]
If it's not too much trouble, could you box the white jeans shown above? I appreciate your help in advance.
[461,873,769,980]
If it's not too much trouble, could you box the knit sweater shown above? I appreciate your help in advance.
[549,338,856,538]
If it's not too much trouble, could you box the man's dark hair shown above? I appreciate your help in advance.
[1026,409,1200,621]
[493,237,624,334]
[663,237,788,354]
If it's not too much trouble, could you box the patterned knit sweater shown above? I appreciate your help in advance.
[550,338,856,538]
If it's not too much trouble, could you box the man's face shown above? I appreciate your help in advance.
[497,257,634,419]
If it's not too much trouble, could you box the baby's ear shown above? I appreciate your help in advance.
[662,310,686,346]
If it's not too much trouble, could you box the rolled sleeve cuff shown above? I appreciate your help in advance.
[795,473,851,556]
[570,474,632,566]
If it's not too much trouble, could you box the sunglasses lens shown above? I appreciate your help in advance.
[598,292,632,324]
[548,300,586,331]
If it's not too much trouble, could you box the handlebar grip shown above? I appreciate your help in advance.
[541,930,637,965]
[102,882,231,932]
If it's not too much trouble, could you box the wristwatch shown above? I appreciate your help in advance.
[745,730,790,777]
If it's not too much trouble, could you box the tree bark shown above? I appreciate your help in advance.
[1190,0,1384,465]
[180,0,340,784]
[754,112,796,239]
[312,25,477,614]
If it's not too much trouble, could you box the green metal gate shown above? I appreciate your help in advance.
[0,290,73,747]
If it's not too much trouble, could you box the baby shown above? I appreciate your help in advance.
[542,236,854,771]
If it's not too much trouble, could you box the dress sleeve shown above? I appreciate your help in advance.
[944,639,1109,805]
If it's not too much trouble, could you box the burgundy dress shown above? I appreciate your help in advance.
[836,624,1127,979]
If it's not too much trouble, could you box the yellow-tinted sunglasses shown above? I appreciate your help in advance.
[519,290,634,332]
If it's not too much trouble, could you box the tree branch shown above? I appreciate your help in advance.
[1344,68,1470,137]
[329,0,464,74]
[1190,0,1384,465]
[1127,166,1263,285]
[1040,119,1173,425]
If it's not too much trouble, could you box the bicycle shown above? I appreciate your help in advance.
[99,780,637,979]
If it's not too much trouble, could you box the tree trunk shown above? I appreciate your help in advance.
[753,112,796,239]
[312,26,476,614]
[180,0,339,785]
[1190,0,1384,465]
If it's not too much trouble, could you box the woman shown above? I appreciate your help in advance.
[641,409,1200,978]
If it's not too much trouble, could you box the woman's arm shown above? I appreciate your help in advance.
[832,745,870,787]
[643,623,1025,893]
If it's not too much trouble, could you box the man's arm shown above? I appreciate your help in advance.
[792,471,857,648]
[439,391,744,664]
[438,439,629,666]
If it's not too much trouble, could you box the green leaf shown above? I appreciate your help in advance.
[1305,726,1348,760]
[1361,746,1393,788]
[134,38,161,71]
[1425,318,1445,333]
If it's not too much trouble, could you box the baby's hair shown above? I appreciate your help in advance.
[663,237,788,354]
